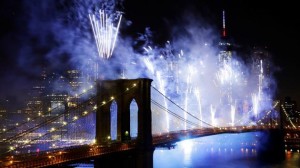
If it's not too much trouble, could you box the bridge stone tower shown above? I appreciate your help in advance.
[257,103,286,162]
[96,78,153,168]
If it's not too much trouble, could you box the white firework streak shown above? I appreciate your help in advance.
[194,87,202,128]
[210,104,216,127]
[89,10,122,59]
[230,104,235,126]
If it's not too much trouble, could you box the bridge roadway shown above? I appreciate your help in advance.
[0,125,290,168]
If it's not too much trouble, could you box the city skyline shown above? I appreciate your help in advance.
[0,1,299,167]
[122,0,300,104]
[0,0,299,109]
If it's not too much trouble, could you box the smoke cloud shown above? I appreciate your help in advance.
[0,0,277,130]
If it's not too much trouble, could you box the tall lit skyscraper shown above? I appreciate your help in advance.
[218,10,233,65]
[217,10,234,107]
[0,99,7,129]
[26,70,47,117]
[250,46,271,97]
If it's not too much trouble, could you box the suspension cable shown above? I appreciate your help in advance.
[151,85,216,128]
[0,86,95,136]
[151,99,200,128]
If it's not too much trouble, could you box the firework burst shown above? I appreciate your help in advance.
[89,10,122,59]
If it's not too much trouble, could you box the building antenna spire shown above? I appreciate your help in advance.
[222,10,226,37]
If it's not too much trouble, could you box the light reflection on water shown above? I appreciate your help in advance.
[68,132,299,168]
[181,140,193,166]
[154,132,300,168]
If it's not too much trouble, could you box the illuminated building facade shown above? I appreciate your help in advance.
[216,10,235,121]
[250,46,271,99]
[0,100,7,130]
[218,10,233,65]
[26,70,47,118]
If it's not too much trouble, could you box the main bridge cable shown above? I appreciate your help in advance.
[38,82,140,143]
[151,99,198,128]
[281,104,297,129]
[256,101,280,126]
[1,82,129,144]
[0,82,140,157]
[232,100,279,127]
[1,94,97,143]
[1,103,97,156]
[151,99,200,128]
[151,85,217,128]
[0,86,96,137]
[0,104,96,157]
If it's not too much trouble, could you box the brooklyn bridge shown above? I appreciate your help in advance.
[0,78,299,168]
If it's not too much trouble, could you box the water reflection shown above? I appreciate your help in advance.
[180,140,193,166]
[67,132,299,167]
[154,133,299,168]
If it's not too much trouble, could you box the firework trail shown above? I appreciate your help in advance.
[89,10,122,59]
[85,6,275,131]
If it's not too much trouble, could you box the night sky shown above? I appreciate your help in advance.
[0,0,299,108]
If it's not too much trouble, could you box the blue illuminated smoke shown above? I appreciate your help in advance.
[3,0,277,149]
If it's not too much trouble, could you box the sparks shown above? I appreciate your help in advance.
[89,10,122,59]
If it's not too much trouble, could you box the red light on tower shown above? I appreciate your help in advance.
[222,10,226,37]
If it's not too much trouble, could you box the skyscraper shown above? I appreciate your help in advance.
[218,10,233,65]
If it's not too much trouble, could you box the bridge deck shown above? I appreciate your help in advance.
[1,126,298,168]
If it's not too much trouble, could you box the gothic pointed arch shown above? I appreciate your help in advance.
[130,98,138,139]
[110,100,118,140]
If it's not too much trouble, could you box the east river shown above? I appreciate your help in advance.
[67,132,299,167]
